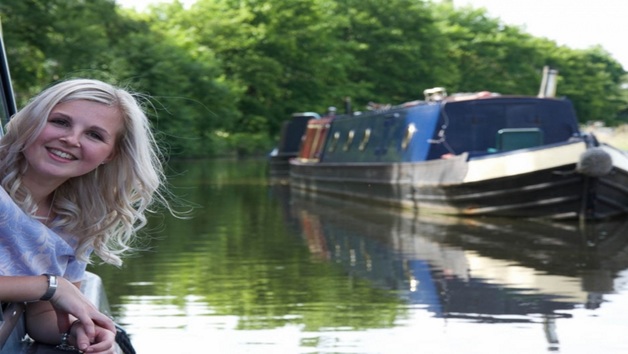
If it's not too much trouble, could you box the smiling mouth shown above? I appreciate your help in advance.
[48,148,77,160]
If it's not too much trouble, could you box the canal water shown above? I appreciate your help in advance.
[90,159,628,354]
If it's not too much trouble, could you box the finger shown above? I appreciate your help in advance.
[92,312,116,333]
[74,313,96,340]
[84,329,117,354]
[51,279,98,338]
[85,340,116,354]
[73,325,92,353]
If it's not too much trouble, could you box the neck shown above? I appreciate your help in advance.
[21,175,62,203]
[21,179,61,222]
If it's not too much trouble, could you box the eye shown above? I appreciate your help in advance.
[87,131,105,141]
[49,117,70,126]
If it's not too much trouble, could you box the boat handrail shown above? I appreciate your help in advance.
[0,302,25,350]
[0,18,17,132]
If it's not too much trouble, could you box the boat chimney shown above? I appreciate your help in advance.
[344,97,352,115]
[424,87,447,102]
[538,66,558,98]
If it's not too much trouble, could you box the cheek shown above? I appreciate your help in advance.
[22,146,35,164]
[89,145,116,163]
[23,135,47,159]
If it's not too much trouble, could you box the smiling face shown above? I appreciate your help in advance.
[22,99,124,188]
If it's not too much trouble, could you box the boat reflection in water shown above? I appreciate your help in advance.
[272,184,628,347]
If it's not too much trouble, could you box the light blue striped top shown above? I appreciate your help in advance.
[0,187,87,282]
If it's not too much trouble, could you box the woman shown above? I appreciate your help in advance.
[0,78,174,353]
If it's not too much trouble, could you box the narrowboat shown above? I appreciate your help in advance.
[268,112,320,177]
[289,69,628,221]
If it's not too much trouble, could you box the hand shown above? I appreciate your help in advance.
[71,322,117,354]
[48,277,116,340]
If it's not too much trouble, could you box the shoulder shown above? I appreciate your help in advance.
[0,186,30,228]
[0,185,13,205]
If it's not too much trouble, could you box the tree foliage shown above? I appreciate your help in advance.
[1,0,626,157]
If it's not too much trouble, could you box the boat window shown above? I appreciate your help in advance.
[359,128,371,151]
[496,128,544,151]
[343,130,355,151]
[328,131,340,152]
[402,123,417,150]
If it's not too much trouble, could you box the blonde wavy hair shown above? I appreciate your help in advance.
[0,78,170,266]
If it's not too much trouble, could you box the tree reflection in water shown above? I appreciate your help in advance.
[91,159,628,353]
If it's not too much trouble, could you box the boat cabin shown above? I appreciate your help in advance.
[314,95,582,163]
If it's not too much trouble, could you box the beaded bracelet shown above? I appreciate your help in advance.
[55,320,82,352]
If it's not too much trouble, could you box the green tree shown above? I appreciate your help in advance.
[436,3,626,124]
[111,15,238,156]
[186,0,357,137]
[1,0,238,156]
[435,4,546,95]
[551,46,626,124]
[1,0,120,102]
[341,0,455,105]
[2,0,627,157]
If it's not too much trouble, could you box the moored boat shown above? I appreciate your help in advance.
[289,69,628,221]
[268,112,320,177]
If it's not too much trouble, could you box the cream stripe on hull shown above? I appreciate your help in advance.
[463,142,587,183]
[602,144,628,171]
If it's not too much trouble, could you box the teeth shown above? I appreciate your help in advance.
[49,148,76,160]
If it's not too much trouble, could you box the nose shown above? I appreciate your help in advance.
[59,132,81,147]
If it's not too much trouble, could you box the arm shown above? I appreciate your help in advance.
[0,275,51,302]
[24,300,61,344]
[0,276,115,347]
[26,301,116,353]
